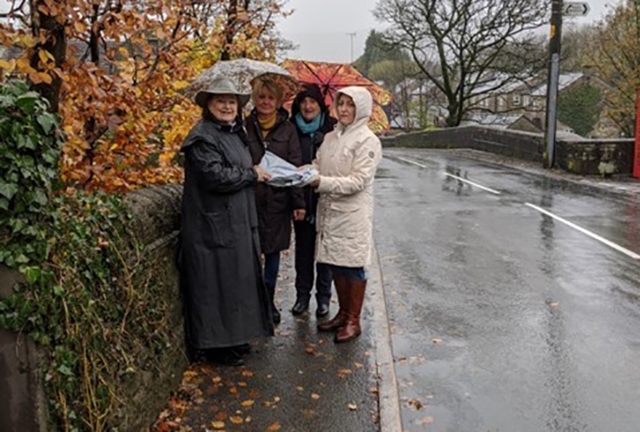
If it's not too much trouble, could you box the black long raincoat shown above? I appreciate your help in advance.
[180,117,273,349]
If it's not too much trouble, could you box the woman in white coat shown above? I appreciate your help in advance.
[308,86,382,343]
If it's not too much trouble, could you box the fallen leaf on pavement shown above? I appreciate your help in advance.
[210,421,225,429]
[241,399,254,407]
[348,402,358,411]
[229,416,243,425]
[338,368,352,378]
[408,398,424,410]
[242,370,254,378]
[212,376,222,384]
[266,422,281,431]
[311,393,320,400]
[228,387,238,394]
[296,386,304,391]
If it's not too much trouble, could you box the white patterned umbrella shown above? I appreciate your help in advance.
[186,59,300,104]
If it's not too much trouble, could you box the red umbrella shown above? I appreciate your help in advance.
[281,59,392,133]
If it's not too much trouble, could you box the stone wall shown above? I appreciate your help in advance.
[0,267,49,432]
[556,138,634,176]
[382,127,635,176]
[0,184,186,431]
[121,184,186,431]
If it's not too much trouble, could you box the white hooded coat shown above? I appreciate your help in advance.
[312,87,382,268]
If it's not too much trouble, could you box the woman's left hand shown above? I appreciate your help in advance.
[293,209,306,221]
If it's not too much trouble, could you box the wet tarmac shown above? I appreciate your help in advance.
[376,149,640,432]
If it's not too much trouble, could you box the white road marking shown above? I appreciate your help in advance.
[444,173,502,195]
[396,156,429,169]
[525,203,640,260]
[394,156,501,195]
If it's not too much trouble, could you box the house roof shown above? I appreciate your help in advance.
[462,112,522,128]
[530,72,584,96]
[394,78,438,96]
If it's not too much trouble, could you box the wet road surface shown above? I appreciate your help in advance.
[376,149,640,432]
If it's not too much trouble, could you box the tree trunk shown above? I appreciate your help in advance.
[29,0,66,113]
[221,0,238,60]
[446,100,461,127]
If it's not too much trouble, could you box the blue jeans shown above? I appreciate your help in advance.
[264,252,281,288]
[326,264,367,281]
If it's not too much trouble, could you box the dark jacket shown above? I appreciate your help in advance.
[291,113,338,221]
[179,117,273,349]
[246,108,305,254]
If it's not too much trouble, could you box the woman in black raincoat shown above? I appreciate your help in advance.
[180,77,273,367]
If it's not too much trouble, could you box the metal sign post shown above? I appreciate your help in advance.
[543,1,591,169]
[544,0,564,169]
[634,88,640,179]
[563,1,591,17]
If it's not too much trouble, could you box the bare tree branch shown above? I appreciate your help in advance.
[376,0,549,126]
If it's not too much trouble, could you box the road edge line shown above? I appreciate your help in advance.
[369,242,403,431]
[525,203,640,259]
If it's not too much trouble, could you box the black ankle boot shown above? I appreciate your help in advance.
[206,348,244,367]
[291,298,310,316]
[266,284,281,325]
[231,343,252,356]
[316,303,330,318]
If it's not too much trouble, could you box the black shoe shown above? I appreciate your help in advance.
[206,348,245,367]
[291,299,310,316]
[231,343,252,356]
[316,303,330,318]
[271,305,281,325]
[265,284,281,325]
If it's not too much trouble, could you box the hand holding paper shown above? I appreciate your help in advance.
[259,151,319,187]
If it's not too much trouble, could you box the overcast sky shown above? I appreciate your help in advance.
[278,0,622,63]
[0,0,621,64]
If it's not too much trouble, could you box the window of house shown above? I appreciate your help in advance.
[513,94,522,106]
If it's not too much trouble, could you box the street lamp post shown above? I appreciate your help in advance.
[347,32,356,63]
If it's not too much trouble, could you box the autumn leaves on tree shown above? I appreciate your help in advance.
[0,0,289,191]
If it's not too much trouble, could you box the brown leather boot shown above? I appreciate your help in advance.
[334,279,366,343]
[317,275,349,332]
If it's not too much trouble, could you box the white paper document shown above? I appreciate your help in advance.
[258,151,318,188]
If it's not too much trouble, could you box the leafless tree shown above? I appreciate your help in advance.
[375,0,549,127]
